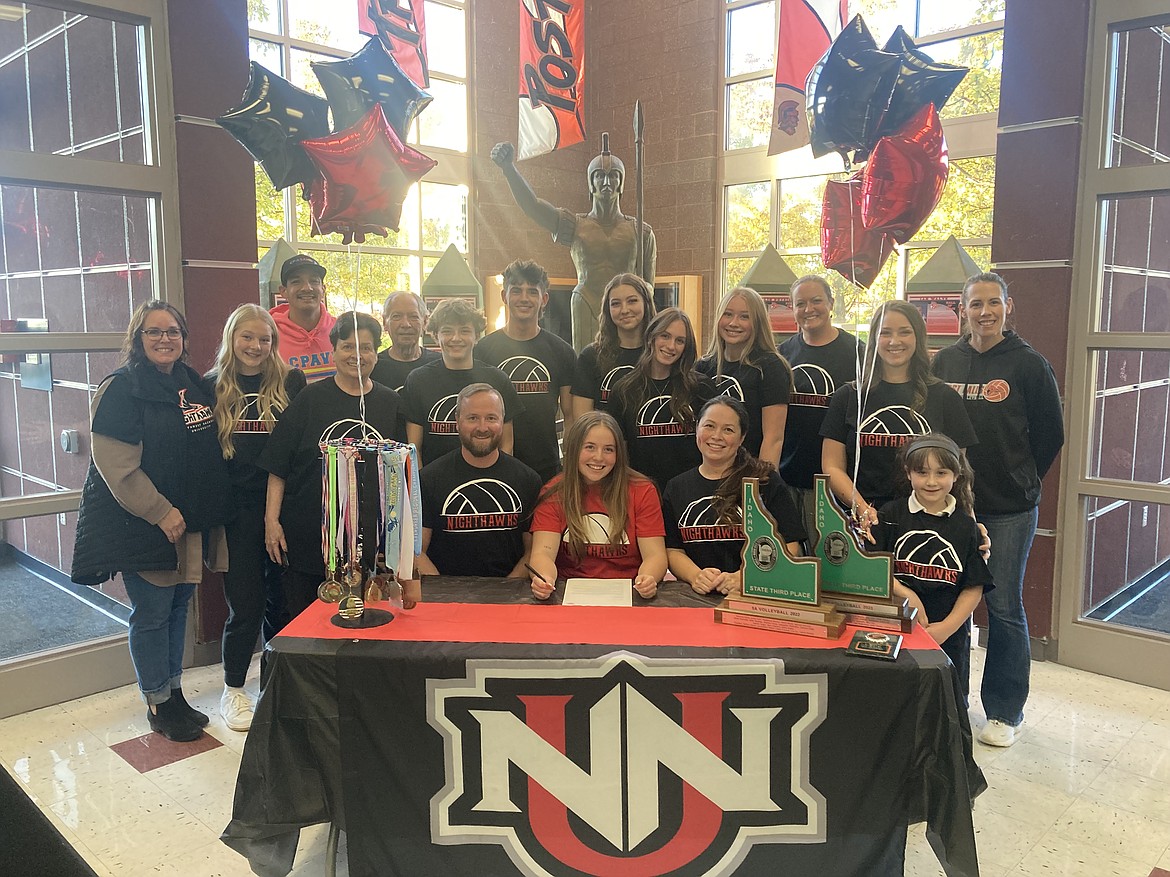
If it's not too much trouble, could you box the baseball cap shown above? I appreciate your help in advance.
[280,254,327,286]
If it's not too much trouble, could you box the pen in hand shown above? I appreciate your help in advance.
[525,562,555,600]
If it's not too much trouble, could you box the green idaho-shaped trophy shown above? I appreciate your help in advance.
[713,478,845,638]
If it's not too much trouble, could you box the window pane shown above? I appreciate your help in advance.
[727,2,775,77]
[1087,348,1170,486]
[1082,494,1170,635]
[288,0,365,51]
[419,79,467,151]
[294,183,420,249]
[723,257,757,295]
[1,6,147,164]
[421,182,468,252]
[724,182,771,252]
[249,38,283,74]
[906,244,990,280]
[924,30,1003,119]
[778,174,842,250]
[1097,193,1170,332]
[289,47,330,98]
[856,0,916,42]
[426,2,466,78]
[918,0,1004,36]
[308,250,421,313]
[912,155,995,241]
[255,164,286,242]
[725,78,773,150]
[1108,24,1170,169]
[248,0,280,32]
[779,250,897,329]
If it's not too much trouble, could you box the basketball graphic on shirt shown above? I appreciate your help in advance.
[428,394,460,433]
[599,365,635,401]
[678,496,743,542]
[892,529,963,586]
[983,379,1010,402]
[440,478,524,531]
[319,418,386,443]
[563,513,629,545]
[496,355,551,393]
[790,364,835,407]
[859,405,931,447]
[711,373,744,401]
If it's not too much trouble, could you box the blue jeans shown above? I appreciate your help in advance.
[979,507,1038,727]
[122,572,196,706]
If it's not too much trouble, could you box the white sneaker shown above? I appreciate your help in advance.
[978,718,1018,747]
[220,687,255,732]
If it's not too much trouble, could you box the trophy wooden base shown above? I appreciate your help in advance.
[822,593,910,619]
[715,601,846,639]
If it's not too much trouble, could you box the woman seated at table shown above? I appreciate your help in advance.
[528,411,666,600]
[664,397,805,596]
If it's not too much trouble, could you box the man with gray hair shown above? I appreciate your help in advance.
[416,383,542,577]
[370,291,440,392]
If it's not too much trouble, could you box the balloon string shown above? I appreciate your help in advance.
[347,242,369,434]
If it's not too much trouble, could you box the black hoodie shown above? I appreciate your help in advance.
[931,331,1064,515]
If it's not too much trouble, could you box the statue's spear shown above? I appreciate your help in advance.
[634,100,645,278]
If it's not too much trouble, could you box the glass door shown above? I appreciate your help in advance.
[1059,0,1170,689]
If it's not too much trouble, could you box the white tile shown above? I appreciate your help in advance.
[1111,736,1170,785]
[49,772,185,840]
[1158,842,1170,869]
[1023,709,1138,762]
[972,805,1048,870]
[1012,832,1156,876]
[0,707,106,767]
[80,801,217,875]
[1048,797,1170,864]
[12,740,144,807]
[976,766,1077,828]
[1133,715,1170,751]
[988,738,1110,797]
[133,838,255,876]
[147,745,244,834]
[1081,763,1170,820]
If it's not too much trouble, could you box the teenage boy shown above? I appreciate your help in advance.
[270,253,337,382]
[476,260,576,483]
[370,291,441,391]
[402,298,522,466]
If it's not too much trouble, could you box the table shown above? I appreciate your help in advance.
[222,578,985,877]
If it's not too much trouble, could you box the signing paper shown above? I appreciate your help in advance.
[562,578,633,607]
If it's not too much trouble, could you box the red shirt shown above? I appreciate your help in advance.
[531,478,665,579]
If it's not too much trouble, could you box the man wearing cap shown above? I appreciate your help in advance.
[271,254,337,382]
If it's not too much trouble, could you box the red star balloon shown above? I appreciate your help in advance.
[300,103,437,245]
[861,103,949,244]
[821,173,895,288]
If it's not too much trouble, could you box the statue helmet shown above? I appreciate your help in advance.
[587,132,625,195]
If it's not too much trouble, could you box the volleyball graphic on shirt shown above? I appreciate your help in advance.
[440,478,524,531]
[892,529,963,586]
[563,513,629,545]
[678,496,743,542]
[320,418,387,443]
[637,395,686,437]
[710,373,744,402]
[599,365,634,401]
[233,393,271,434]
[790,364,835,407]
[495,355,551,394]
[428,394,460,434]
[858,406,931,448]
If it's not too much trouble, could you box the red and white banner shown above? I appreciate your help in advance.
[517,0,586,160]
[768,0,851,156]
[359,0,430,88]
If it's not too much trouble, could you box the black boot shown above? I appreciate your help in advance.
[147,696,203,742]
[169,687,210,727]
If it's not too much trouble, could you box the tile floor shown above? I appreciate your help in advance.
[1,648,1169,876]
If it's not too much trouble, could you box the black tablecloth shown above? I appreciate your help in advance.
[223,578,984,877]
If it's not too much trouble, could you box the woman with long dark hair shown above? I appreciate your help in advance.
[206,304,305,731]
[664,398,805,595]
[528,411,666,600]
[931,272,1064,746]
[820,300,977,523]
[610,307,717,491]
[569,273,657,422]
[72,301,231,742]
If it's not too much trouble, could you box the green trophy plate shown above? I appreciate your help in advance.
[741,478,820,604]
[813,475,893,600]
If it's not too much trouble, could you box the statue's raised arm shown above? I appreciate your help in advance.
[491,135,656,351]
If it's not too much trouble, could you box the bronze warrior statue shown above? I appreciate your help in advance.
[491,137,656,351]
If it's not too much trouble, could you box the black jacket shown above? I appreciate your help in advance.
[71,362,231,585]
[931,332,1064,515]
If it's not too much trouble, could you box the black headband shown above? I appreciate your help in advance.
[904,435,960,458]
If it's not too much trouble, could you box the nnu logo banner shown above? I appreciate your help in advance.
[429,652,827,877]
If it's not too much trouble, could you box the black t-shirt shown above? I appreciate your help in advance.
[695,352,792,461]
[402,359,524,467]
[571,344,642,411]
[370,347,441,392]
[421,449,543,576]
[258,379,406,575]
[871,499,994,628]
[475,329,576,481]
[819,380,977,508]
[610,375,719,492]
[663,469,806,572]
[778,330,866,488]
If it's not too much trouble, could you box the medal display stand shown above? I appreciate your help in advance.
[318,438,422,628]
[715,478,845,638]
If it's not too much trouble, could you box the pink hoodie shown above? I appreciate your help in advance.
[270,303,338,382]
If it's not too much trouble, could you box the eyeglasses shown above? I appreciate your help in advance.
[141,327,183,340]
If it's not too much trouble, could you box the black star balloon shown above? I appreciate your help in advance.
[312,37,432,137]
[876,27,968,140]
[216,61,331,190]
